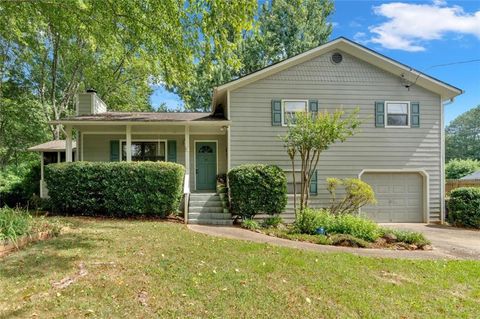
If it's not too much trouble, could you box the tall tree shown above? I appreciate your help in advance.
[446,105,480,162]
[0,0,257,138]
[173,0,334,111]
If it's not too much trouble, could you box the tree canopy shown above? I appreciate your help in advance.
[446,105,480,162]
[172,0,334,111]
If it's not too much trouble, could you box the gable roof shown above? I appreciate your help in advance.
[460,171,480,180]
[213,37,463,106]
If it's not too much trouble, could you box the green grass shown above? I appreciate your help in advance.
[0,207,32,243]
[1,218,479,318]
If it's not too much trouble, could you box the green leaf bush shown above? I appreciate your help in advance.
[0,162,41,208]
[294,208,380,242]
[445,159,480,179]
[327,177,376,215]
[45,161,184,217]
[228,164,287,219]
[0,207,32,243]
[447,187,480,228]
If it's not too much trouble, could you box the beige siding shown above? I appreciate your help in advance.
[77,94,92,115]
[229,50,442,222]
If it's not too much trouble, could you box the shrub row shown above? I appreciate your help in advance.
[0,163,41,208]
[45,161,184,217]
[447,187,480,228]
[228,164,287,219]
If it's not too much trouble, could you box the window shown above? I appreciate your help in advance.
[121,141,166,161]
[282,100,308,125]
[386,101,409,127]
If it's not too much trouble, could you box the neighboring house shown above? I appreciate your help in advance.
[460,171,480,180]
[39,37,462,224]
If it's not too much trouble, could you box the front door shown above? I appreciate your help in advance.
[196,142,217,190]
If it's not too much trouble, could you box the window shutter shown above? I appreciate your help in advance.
[375,101,385,128]
[271,100,282,126]
[410,102,420,128]
[309,100,318,119]
[309,170,318,195]
[167,140,177,162]
[110,140,120,161]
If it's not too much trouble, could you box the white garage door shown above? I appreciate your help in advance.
[361,172,424,223]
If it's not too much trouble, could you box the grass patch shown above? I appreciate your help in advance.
[380,228,431,247]
[0,207,32,243]
[0,218,479,318]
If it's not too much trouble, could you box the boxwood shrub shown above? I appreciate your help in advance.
[228,164,287,219]
[45,161,184,217]
[447,187,480,228]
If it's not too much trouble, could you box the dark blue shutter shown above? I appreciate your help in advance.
[271,100,282,126]
[110,140,120,161]
[309,100,318,119]
[375,101,385,128]
[410,102,420,128]
[309,170,318,195]
[167,140,177,162]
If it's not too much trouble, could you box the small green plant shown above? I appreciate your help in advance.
[445,159,480,179]
[241,219,260,230]
[280,232,332,245]
[293,208,334,235]
[327,178,377,215]
[0,207,32,243]
[262,215,283,228]
[330,234,370,248]
[379,228,430,246]
[447,187,480,228]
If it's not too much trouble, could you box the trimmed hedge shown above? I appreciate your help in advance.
[45,161,184,217]
[228,164,287,219]
[447,187,480,228]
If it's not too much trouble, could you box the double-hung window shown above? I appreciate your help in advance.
[121,141,166,161]
[386,101,410,127]
[282,100,308,126]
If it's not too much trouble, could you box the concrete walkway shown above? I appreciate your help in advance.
[187,224,474,260]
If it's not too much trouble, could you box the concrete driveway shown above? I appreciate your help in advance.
[381,223,480,260]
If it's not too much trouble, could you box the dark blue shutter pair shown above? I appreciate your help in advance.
[309,170,318,195]
[167,140,177,162]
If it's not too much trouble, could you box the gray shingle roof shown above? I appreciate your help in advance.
[460,171,480,180]
[28,140,76,152]
[61,112,225,122]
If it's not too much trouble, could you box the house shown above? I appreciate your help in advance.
[460,171,480,180]
[39,37,462,224]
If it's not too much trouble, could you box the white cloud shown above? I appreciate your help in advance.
[365,1,480,52]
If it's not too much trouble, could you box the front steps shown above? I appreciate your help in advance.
[188,193,233,225]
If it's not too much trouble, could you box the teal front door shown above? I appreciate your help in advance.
[196,142,217,190]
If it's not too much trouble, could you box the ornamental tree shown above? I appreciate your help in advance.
[281,110,361,215]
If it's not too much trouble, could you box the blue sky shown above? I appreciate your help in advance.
[151,0,480,124]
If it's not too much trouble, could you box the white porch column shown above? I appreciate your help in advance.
[65,125,73,162]
[126,125,132,162]
[185,125,190,177]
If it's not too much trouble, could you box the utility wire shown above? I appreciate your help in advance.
[408,59,480,88]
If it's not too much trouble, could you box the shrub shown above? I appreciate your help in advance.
[447,187,480,228]
[0,162,41,207]
[241,219,260,230]
[330,234,370,248]
[45,161,184,217]
[294,208,380,242]
[0,207,32,242]
[445,159,480,179]
[293,208,334,235]
[327,178,376,215]
[379,228,430,246]
[228,164,287,219]
[262,215,283,228]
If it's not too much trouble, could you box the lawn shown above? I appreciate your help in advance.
[1,218,479,318]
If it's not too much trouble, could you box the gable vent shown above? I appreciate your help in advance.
[331,52,343,64]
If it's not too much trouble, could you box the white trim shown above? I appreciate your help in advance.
[227,126,231,171]
[384,101,410,128]
[358,169,430,223]
[281,99,309,127]
[125,125,132,162]
[440,96,446,223]
[65,125,73,162]
[119,139,168,162]
[81,132,84,161]
[215,38,462,99]
[79,131,225,136]
[193,140,219,191]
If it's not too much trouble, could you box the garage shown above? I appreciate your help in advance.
[361,172,424,223]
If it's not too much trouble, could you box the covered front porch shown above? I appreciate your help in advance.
[61,121,229,194]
